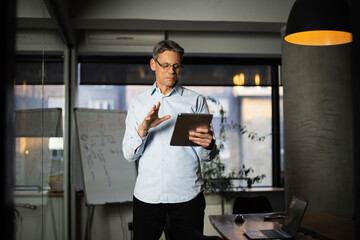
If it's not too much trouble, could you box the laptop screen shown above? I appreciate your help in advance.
[281,196,309,236]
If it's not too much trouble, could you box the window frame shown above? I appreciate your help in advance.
[78,55,282,187]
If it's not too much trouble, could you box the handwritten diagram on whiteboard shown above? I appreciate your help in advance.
[74,108,136,205]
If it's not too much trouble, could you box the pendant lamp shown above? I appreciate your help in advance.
[284,0,352,46]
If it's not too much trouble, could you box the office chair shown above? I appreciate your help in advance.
[232,196,273,214]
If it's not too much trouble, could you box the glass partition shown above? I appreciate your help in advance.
[14,0,66,239]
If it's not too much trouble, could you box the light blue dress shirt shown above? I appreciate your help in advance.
[122,82,216,204]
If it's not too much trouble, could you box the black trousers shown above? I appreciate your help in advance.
[133,192,205,240]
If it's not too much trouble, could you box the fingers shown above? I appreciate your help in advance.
[188,127,214,148]
[152,102,161,115]
[139,102,171,138]
[189,136,213,148]
[147,104,158,118]
[193,127,212,134]
[145,102,160,120]
[159,115,171,122]
[155,102,161,110]
[142,103,170,129]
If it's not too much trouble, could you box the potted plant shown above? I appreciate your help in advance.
[202,97,267,214]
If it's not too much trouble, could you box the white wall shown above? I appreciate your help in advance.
[77,30,282,56]
[169,31,281,56]
[18,0,296,56]
[71,0,294,27]
[71,0,295,56]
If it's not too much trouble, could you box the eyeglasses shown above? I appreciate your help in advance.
[154,58,182,71]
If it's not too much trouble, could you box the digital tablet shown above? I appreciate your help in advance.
[170,113,213,146]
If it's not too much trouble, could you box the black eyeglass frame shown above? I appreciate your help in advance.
[154,58,182,71]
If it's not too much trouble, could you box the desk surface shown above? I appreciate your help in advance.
[209,211,355,240]
[204,187,284,195]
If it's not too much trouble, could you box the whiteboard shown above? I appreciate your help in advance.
[74,108,136,205]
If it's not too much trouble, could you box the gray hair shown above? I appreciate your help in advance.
[152,40,184,62]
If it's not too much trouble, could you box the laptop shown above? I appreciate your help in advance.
[244,195,309,239]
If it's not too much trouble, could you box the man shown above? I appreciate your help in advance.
[122,40,217,240]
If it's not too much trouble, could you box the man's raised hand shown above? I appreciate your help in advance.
[137,102,170,138]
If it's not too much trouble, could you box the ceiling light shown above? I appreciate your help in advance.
[284,0,352,46]
[233,73,245,86]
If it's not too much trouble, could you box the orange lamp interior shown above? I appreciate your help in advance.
[284,30,352,46]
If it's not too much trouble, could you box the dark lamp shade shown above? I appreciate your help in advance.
[284,0,353,46]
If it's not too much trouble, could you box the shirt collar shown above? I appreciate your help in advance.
[150,82,184,96]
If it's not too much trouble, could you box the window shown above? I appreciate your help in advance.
[14,55,65,190]
[78,57,282,187]
[188,86,273,186]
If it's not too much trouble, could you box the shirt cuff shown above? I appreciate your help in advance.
[199,139,217,161]
[129,133,148,159]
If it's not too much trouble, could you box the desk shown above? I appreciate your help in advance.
[209,211,355,240]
